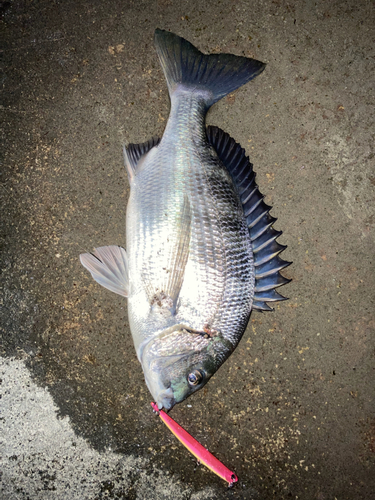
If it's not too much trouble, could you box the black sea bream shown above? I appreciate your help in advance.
[80,29,291,410]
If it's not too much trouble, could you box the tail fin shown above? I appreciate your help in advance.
[154,29,266,107]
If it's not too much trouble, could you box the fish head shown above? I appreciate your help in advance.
[141,325,232,410]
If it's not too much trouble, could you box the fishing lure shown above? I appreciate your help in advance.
[151,402,238,486]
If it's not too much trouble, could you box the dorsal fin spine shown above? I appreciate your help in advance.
[206,125,291,311]
[247,203,272,228]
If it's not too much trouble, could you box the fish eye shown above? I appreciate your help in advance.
[187,369,204,386]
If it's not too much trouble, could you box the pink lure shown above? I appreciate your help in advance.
[151,402,238,486]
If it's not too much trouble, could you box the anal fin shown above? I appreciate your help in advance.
[123,137,161,181]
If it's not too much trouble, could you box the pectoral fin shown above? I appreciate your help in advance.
[167,195,192,304]
[80,245,129,297]
[144,195,192,312]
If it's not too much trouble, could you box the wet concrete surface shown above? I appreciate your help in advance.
[1,0,374,499]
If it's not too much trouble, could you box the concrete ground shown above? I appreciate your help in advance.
[1,1,374,499]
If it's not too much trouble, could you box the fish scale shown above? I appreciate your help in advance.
[80,29,290,410]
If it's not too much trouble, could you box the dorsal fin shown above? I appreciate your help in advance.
[123,136,161,180]
[206,125,291,312]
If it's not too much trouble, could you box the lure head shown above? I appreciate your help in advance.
[141,325,232,410]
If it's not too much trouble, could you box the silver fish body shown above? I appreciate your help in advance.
[127,89,254,408]
[80,30,290,410]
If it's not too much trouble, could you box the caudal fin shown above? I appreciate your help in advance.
[154,29,266,107]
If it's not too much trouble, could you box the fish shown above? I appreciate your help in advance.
[80,29,291,411]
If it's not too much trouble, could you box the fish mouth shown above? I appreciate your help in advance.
[155,387,176,411]
[144,366,176,410]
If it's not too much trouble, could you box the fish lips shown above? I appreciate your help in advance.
[151,384,176,411]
